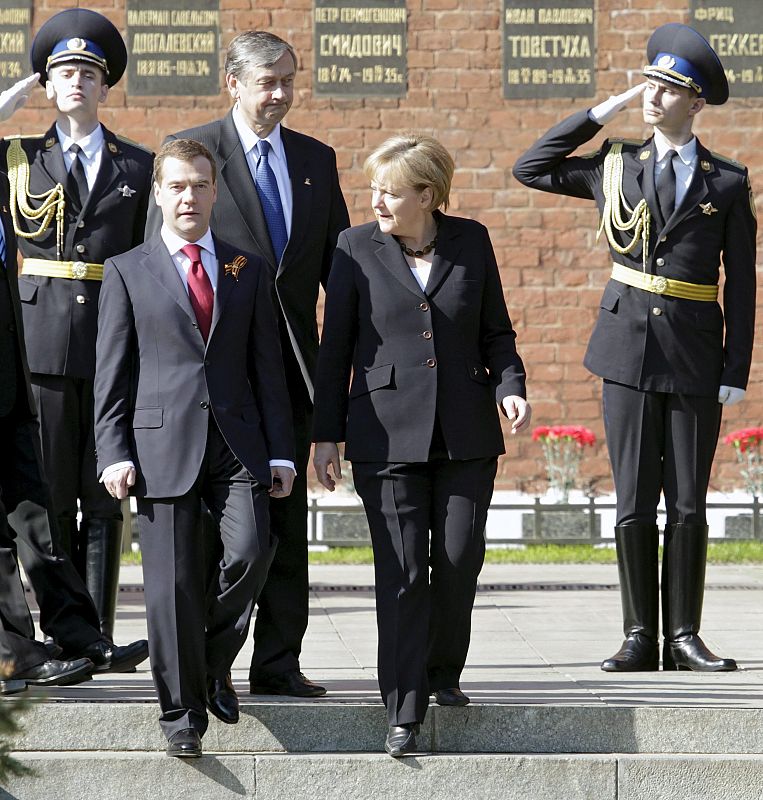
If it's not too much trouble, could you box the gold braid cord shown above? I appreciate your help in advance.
[596,143,650,271]
[6,139,65,259]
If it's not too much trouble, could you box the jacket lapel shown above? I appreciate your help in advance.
[208,237,238,340]
[372,225,426,299]
[218,111,276,268]
[80,127,122,218]
[633,138,664,234]
[142,235,197,324]
[424,212,460,297]
[661,140,711,236]
[37,125,69,197]
[279,127,308,277]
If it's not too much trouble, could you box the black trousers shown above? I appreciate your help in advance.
[249,384,311,681]
[6,416,102,654]
[353,457,497,726]
[602,380,722,526]
[31,373,120,522]
[0,410,49,673]
[138,421,276,740]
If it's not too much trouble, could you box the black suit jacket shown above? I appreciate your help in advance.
[94,234,295,498]
[312,213,527,462]
[513,109,757,396]
[1,124,154,380]
[148,112,350,400]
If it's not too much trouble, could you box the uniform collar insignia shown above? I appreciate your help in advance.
[699,202,718,215]
[700,160,712,172]
[108,142,119,154]
[117,184,136,197]
[304,177,311,185]
[639,150,650,161]
[45,137,56,149]
[224,255,247,280]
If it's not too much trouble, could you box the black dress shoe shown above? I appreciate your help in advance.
[663,636,737,672]
[74,638,149,673]
[601,633,659,672]
[13,658,93,687]
[434,688,470,707]
[385,723,420,757]
[207,673,239,724]
[166,728,202,758]
[250,670,326,697]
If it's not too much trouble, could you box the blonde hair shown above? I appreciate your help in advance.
[363,133,454,212]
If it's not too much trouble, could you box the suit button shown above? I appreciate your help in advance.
[652,307,663,316]
[75,294,86,304]
[75,243,85,254]
[425,358,437,368]
[77,221,85,229]
[200,401,209,409]
[421,330,432,339]
[656,257,665,266]
[418,302,429,311]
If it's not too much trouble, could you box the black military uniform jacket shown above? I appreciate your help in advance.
[1,124,154,380]
[513,109,757,397]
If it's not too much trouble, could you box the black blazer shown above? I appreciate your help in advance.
[312,213,527,463]
[3,124,154,380]
[148,112,350,399]
[94,234,295,498]
[513,109,757,396]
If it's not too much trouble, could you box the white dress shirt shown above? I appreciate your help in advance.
[231,105,293,236]
[56,122,104,190]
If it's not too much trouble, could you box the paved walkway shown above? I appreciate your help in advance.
[28,562,763,707]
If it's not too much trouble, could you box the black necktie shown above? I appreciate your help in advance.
[67,143,89,206]
[656,149,677,223]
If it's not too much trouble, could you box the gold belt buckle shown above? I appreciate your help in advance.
[71,261,88,279]
[652,276,668,294]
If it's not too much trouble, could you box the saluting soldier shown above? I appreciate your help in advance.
[4,9,154,640]
[513,24,756,672]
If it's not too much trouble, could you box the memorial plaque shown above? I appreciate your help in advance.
[503,1,596,99]
[0,0,31,92]
[314,0,406,96]
[691,1,763,97]
[127,0,220,96]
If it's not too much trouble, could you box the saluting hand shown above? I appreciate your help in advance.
[0,73,39,123]
[591,82,647,125]
[501,396,532,435]
[313,442,342,491]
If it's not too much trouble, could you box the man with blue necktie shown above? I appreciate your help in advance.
[150,31,350,698]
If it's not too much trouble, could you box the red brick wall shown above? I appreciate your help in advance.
[15,0,763,494]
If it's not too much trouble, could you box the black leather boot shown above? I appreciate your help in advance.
[82,519,123,641]
[601,524,659,672]
[662,523,736,671]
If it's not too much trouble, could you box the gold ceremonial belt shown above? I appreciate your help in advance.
[610,263,718,302]
[21,258,104,281]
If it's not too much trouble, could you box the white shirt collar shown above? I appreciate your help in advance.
[160,225,216,258]
[231,104,286,163]
[56,122,104,161]
[653,128,697,166]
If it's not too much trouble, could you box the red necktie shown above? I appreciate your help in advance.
[181,243,214,341]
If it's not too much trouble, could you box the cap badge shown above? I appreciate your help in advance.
[67,38,87,51]
[657,55,676,69]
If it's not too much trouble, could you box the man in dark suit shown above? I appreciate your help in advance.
[95,138,295,757]
[148,30,350,698]
[3,10,154,640]
[513,24,756,673]
[0,74,146,694]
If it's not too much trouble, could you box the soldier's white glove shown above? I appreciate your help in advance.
[718,385,746,406]
[590,83,647,125]
[0,73,39,123]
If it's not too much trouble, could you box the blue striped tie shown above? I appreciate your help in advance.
[254,140,288,264]
[0,225,6,267]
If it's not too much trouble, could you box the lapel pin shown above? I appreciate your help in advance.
[699,202,718,215]
[45,137,56,149]
[304,178,311,186]
[117,184,136,197]
[701,160,712,172]
[639,150,650,161]
[224,255,248,280]
[108,142,119,154]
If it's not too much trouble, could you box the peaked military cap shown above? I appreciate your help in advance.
[31,9,127,87]
[643,23,729,105]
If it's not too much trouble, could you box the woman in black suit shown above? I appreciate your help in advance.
[313,134,530,757]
